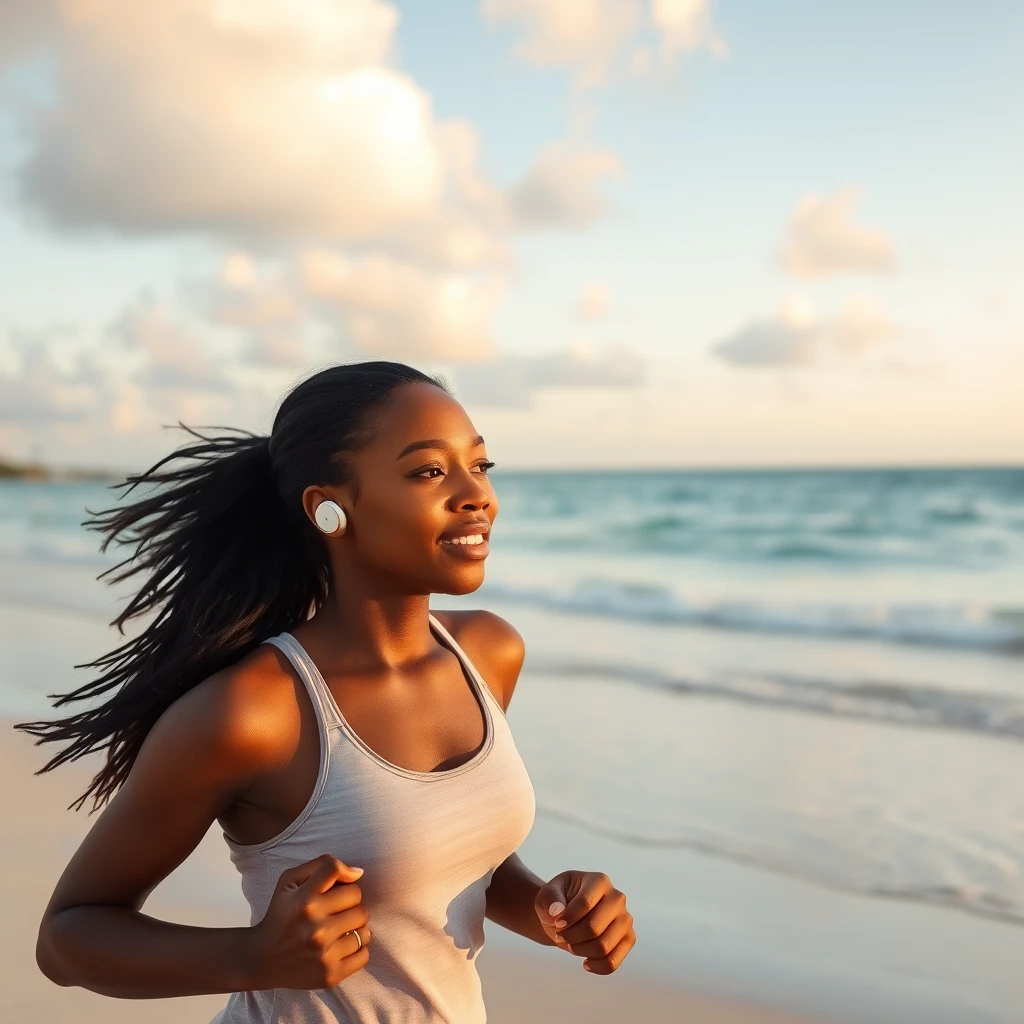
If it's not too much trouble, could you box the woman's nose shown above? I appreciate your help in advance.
[456,475,493,509]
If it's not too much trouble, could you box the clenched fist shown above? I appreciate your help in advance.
[241,854,371,990]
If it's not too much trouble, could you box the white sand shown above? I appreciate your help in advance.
[1,713,824,1024]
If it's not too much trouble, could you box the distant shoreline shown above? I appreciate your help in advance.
[0,458,119,483]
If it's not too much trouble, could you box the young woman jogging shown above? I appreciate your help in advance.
[16,360,637,1022]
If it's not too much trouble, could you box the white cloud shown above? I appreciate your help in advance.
[2,0,645,378]
[301,250,505,361]
[456,339,645,407]
[0,308,275,463]
[188,245,507,367]
[9,0,506,268]
[650,0,725,62]
[576,281,612,319]
[780,189,896,279]
[208,253,307,367]
[508,141,623,228]
[111,298,233,392]
[482,0,722,87]
[0,318,226,455]
[714,318,817,368]
[713,295,898,368]
[0,333,107,426]
[1,0,658,387]
[482,0,641,88]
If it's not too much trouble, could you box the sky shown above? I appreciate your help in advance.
[0,0,1021,471]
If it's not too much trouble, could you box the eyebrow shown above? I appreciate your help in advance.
[396,435,486,460]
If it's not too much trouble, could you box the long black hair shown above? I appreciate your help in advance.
[13,360,450,812]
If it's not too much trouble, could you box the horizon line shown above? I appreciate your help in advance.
[3,456,1023,480]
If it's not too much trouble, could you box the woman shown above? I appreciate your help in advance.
[16,361,636,1023]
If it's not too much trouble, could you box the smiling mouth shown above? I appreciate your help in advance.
[439,533,487,546]
[438,534,489,557]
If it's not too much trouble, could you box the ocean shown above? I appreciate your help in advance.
[3,467,1024,1020]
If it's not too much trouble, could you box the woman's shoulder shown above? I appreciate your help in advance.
[433,609,526,712]
[160,641,308,778]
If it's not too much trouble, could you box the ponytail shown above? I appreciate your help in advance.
[13,360,450,811]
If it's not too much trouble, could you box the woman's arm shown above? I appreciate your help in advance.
[36,654,292,997]
[485,852,558,946]
[41,907,255,997]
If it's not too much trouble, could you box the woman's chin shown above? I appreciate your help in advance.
[434,567,487,597]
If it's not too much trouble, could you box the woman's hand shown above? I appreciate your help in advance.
[243,854,371,990]
[534,870,636,975]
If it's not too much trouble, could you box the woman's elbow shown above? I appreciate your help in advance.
[36,915,74,987]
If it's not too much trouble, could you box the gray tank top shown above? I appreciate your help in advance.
[209,612,537,1024]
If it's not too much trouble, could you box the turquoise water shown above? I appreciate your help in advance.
[4,467,1023,642]
[478,467,1024,650]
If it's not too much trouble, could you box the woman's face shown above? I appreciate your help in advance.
[327,381,498,596]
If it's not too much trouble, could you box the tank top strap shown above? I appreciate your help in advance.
[263,633,344,731]
[426,612,500,716]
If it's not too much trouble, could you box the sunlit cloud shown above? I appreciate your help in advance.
[8,0,506,271]
[1,0,640,385]
[649,0,726,62]
[713,295,898,368]
[0,331,107,426]
[482,0,641,88]
[111,298,234,392]
[300,250,506,361]
[508,141,623,228]
[481,0,723,88]
[779,189,896,279]
[0,314,243,460]
[205,253,307,367]
[456,339,645,407]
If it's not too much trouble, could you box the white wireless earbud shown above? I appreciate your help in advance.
[314,500,347,535]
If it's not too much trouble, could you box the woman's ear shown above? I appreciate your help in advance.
[302,486,349,536]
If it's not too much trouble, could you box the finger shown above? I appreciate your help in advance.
[279,855,332,892]
[317,905,370,947]
[325,919,372,956]
[555,874,610,930]
[536,882,568,921]
[299,856,361,897]
[325,927,372,971]
[583,930,635,975]
[281,854,343,892]
[312,879,364,918]
[556,890,623,945]
[563,912,631,961]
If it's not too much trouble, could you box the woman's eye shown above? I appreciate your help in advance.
[415,461,495,479]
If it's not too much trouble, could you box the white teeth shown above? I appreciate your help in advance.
[441,533,485,545]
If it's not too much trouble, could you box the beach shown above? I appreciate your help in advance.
[2,715,820,1024]
[2,0,1022,1016]
[2,468,1024,1023]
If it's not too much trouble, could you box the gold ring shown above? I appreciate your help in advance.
[350,929,362,951]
